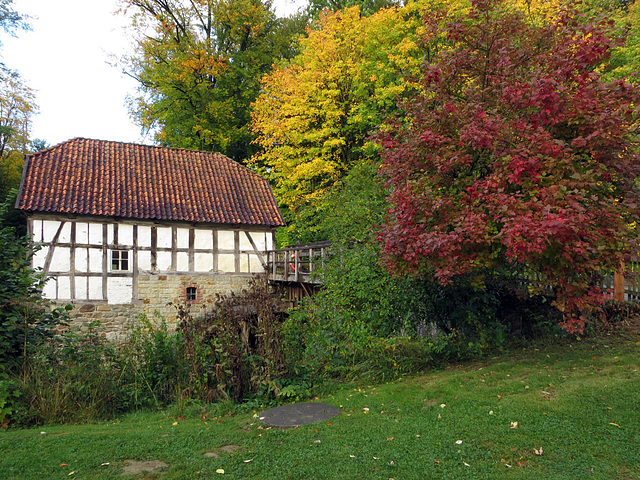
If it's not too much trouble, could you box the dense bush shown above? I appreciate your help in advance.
[117,314,188,410]
[176,275,288,402]
[0,192,74,426]
[14,321,120,425]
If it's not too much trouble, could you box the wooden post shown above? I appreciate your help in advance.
[614,261,625,302]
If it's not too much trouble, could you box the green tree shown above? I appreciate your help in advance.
[0,194,43,372]
[121,0,306,161]
[604,0,640,81]
[311,163,404,333]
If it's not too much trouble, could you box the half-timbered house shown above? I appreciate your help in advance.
[15,138,285,339]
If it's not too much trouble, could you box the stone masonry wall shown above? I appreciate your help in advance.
[66,273,253,341]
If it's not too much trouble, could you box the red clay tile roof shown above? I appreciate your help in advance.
[16,138,285,227]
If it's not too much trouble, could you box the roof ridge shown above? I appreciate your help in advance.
[29,137,267,182]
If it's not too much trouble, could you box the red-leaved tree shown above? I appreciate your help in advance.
[377,0,640,333]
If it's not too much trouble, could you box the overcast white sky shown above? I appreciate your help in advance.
[2,0,306,148]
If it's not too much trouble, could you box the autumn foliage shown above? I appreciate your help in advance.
[251,5,424,214]
[377,0,640,333]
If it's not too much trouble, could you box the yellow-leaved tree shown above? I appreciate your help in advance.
[251,4,425,236]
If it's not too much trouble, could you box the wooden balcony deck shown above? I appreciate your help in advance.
[266,242,330,284]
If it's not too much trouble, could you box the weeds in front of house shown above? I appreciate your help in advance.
[175,275,288,402]
[13,320,121,425]
[6,276,297,426]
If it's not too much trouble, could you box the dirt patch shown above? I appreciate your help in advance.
[259,403,340,427]
[121,460,169,476]
[203,444,241,458]
[219,445,240,453]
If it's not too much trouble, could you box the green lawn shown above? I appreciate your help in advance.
[1,325,639,480]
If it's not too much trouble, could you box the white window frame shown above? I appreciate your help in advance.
[110,249,131,272]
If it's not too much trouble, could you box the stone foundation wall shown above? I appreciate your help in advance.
[65,273,253,341]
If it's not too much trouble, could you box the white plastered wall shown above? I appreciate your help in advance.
[32,217,273,304]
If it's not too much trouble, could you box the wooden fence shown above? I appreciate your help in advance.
[526,262,640,302]
[606,262,640,302]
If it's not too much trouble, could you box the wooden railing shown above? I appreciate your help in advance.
[266,242,330,284]
[524,261,640,302]
[266,245,640,300]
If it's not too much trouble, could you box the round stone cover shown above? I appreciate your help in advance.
[259,402,340,427]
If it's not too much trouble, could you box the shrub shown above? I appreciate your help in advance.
[118,314,187,410]
[0,193,48,373]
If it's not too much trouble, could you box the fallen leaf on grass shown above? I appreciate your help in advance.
[60,464,68,467]
[534,447,544,456]
[609,423,621,428]
[434,460,440,464]
[510,421,518,429]
[216,469,225,474]
[387,437,394,441]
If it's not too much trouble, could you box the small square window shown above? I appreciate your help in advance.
[186,286,197,303]
[111,250,130,271]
